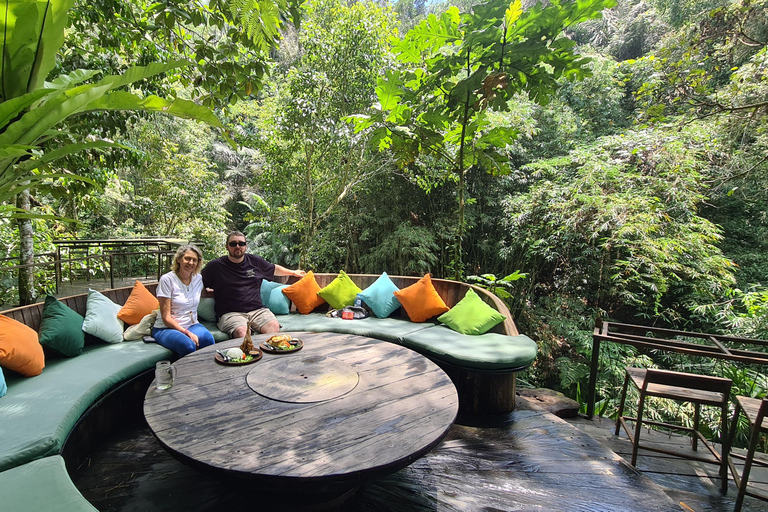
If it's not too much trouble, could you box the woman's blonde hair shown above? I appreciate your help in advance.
[171,244,204,274]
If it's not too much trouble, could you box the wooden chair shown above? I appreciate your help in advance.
[728,396,768,511]
[615,367,732,493]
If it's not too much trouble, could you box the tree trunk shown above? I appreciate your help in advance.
[300,143,314,269]
[17,189,36,305]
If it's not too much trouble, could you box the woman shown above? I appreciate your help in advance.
[152,244,215,356]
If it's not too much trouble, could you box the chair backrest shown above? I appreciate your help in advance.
[644,368,732,395]
[756,398,768,434]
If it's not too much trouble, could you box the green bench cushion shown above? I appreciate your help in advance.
[401,325,538,371]
[0,341,172,472]
[0,455,97,511]
[276,313,435,343]
[200,321,229,342]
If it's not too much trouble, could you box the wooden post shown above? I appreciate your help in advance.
[440,366,517,415]
[587,334,601,419]
[55,246,61,293]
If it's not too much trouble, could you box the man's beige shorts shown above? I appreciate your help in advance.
[217,308,277,336]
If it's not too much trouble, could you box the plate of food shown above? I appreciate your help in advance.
[260,334,303,353]
[215,347,263,365]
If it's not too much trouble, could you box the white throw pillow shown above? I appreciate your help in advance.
[82,289,125,344]
[123,310,158,340]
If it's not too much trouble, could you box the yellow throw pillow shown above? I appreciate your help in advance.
[393,274,449,323]
[281,271,326,314]
[317,271,362,310]
[118,281,160,325]
[0,315,45,377]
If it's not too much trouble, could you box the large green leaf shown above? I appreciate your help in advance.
[375,72,403,112]
[89,60,189,93]
[0,88,56,130]
[0,171,95,198]
[0,81,113,149]
[15,140,130,172]
[0,61,195,151]
[0,69,101,130]
[0,143,34,159]
[0,0,75,101]
[88,92,225,128]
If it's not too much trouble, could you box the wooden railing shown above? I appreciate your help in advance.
[0,238,196,308]
[587,321,768,418]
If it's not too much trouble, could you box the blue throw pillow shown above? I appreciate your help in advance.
[0,366,6,398]
[261,280,283,307]
[358,272,401,318]
[268,285,291,315]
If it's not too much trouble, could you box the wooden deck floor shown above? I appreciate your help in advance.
[565,414,768,512]
[71,395,767,512]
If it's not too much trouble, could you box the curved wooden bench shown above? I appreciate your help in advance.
[0,285,173,511]
[271,274,537,415]
[0,275,535,510]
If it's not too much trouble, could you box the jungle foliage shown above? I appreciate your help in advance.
[2,0,768,432]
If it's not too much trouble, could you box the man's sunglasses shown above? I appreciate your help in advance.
[228,241,247,247]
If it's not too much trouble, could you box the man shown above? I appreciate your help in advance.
[201,231,305,338]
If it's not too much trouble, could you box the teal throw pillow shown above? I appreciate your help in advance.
[358,272,401,318]
[81,289,125,344]
[197,297,216,322]
[268,285,291,315]
[38,295,85,357]
[0,366,6,398]
[437,289,506,335]
[317,271,362,310]
[260,280,283,307]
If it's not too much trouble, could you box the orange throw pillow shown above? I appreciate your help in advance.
[118,281,159,325]
[0,315,45,377]
[281,271,326,314]
[393,274,449,323]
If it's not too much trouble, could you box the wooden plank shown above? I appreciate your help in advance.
[22,304,43,331]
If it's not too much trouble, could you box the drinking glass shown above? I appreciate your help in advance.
[155,360,176,390]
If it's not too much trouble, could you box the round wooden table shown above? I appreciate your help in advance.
[144,331,458,496]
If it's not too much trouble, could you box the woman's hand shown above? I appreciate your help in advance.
[185,329,199,347]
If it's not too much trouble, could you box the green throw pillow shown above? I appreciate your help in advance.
[81,289,125,344]
[268,285,291,315]
[38,295,85,357]
[317,271,362,310]
[197,297,216,322]
[358,272,401,318]
[437,289,506,335]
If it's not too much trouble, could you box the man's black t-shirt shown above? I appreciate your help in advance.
[201,254,276,318]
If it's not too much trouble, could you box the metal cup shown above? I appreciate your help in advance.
[155,360,176,390]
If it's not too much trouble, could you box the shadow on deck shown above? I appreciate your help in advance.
[71,396,768,512]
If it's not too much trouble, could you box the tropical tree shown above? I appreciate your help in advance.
[507,124,736,319]
[253,0,397,268]
[64,0,302,109]
[0,0,283,303]
[349,0,617,279]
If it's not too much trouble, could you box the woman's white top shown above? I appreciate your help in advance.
[153,271,202,330]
